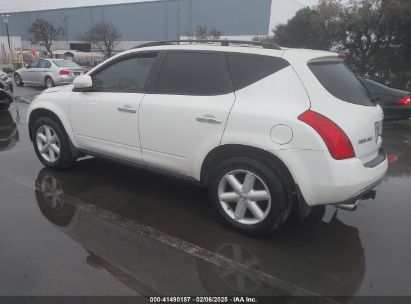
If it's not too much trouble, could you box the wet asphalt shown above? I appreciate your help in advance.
[0,85,410,300]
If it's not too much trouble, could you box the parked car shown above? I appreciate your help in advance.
[26,40,388,235]
[360,77,411,121]
[0,110,19,151]
[0,70,14,111]
[14,59,86,88]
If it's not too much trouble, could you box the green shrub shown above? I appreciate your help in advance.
[2,66,15,74]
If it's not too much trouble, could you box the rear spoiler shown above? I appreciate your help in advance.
[308,53,347,64]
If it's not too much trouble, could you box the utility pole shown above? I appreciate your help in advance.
[1,14,12,67]
[177,0,181,41]
[63,15,70,46]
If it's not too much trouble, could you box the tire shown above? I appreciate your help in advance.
[208,157,292,236]
[44,76,55,88]
[0,103,10,111]
[32,116,77,170]
[35,168,75,227]
[14,73,24,86]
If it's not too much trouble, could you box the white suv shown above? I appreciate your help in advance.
[27,40,388,235]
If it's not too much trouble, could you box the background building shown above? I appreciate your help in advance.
[0,0,313,53]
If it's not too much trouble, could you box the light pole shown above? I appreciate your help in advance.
[177,0,181,41]
[1,14,12,67]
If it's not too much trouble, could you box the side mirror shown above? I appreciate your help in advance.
[73,75,93,90]
[25,63,29,68]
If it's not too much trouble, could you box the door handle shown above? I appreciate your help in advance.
[118,105,136,114]
[196,115,222,125]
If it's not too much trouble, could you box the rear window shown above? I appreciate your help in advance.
[52,60,80,68]
[227,54,289,91]
[308,62,375,106]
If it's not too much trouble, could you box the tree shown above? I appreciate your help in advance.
[256,0,411,90]
[195,25,209,40]
[209,28,223,40]
[81,23,121,58]
[255,0,343,50]
[29,19,62,57]
[341,0,411,88]
[186,25,223,40]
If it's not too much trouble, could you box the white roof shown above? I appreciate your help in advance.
[1,0,159,13]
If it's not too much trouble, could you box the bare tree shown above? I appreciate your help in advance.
[209,28,222,40]
[193,25,223,40]
[30,19,62,57]
[81,23,122,58]
[195,25,209,40]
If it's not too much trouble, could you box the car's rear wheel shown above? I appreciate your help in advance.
[45,76,55,88]
[208,157,292,235]
[14,73,24,86]
[32,117,76,169]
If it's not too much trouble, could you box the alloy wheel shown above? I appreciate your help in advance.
[41,175,64,210]
[14,74,21,85]
[36,125,61,163]
[218,170,271,225]
[45,78,54,88]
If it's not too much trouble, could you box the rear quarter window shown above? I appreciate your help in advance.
[227,53,290,91]
[308,62,375,106]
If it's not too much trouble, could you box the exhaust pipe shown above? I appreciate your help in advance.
[335,200,359,211]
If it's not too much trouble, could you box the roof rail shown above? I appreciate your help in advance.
[133,40,281,50]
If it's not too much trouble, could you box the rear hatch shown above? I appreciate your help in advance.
[285,50,384,163]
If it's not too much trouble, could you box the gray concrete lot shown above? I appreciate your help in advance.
[0,88,410,300]
[13,84,44,104]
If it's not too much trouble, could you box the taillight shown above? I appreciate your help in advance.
[59,69,70,75]
[396,95,411,105]
[338,53,347,60]
[298,110,356,160]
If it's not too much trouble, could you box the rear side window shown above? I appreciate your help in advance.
[227,54,289,91]
[154,52,232,96]
[308,62,374,106]
[38,60,51,68]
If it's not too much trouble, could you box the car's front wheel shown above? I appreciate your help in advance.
[208,157,292,235]
[32,117,76,169]
[14,73,24,86]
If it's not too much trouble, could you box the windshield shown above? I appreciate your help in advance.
[309,61,375,106]
[52,60,80,68]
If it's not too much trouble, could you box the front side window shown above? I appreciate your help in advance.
[28,60,39,68]
[154,52,232,96]
[91,53,157,93]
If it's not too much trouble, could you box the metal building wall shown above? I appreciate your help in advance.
[0,0,272,43]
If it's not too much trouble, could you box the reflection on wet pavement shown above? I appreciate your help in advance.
[0,103,410,299]
[32,162,366,298]
[0,110,19,151]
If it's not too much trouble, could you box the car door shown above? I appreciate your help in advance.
[139,51,235,177]
[34,59,51,84]
[21,60,39,83]
[70,52,159,162]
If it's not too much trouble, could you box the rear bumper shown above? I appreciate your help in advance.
[333,176,383,210]
[274,148,388,206]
